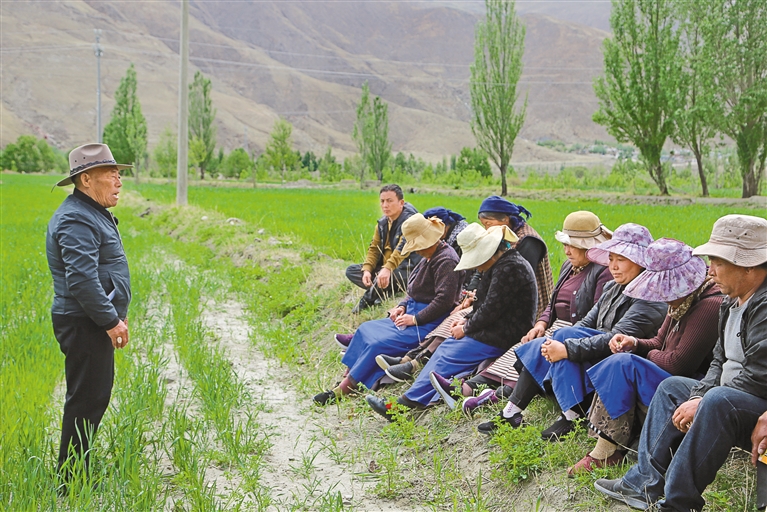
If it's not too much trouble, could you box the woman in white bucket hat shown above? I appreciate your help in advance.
[365,223,538,419]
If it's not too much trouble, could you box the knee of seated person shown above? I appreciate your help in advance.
[697,386,738,412]
[550,326,581,341]
[607,352,634,365]
[653,375,689,397]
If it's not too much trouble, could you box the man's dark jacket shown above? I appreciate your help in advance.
[46,189,131,330]
[691,278,767,400]
[563,280,667,362]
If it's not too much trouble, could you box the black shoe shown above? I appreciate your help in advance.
[351,298,370,314]
[477,411,524,436]
[594,478,654,510]
[375,354,402,371]
[541,415,577,441]
[404,346,425,361]
[396,395,425,410]
[495,385,514,399]
[313,390,337,406]
[385,360,420,383]
[366,395,395,422]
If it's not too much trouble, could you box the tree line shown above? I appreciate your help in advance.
[1,0,763,197]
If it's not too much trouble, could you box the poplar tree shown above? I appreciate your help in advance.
[189,71,217,180]
[593,0,683,195]
[264,118,299,181]
[103,63,147,180]
[352,82,391,184]
[697,0,767,198]
[674,0,717,197]
[470,0,527,197]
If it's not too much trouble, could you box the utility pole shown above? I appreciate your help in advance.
[245,126,256,188]
[93,29,103,143]
[176,0,189,205]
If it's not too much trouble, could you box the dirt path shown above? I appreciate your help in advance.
[203,299,415,511]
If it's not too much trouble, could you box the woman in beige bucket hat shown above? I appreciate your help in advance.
[314,214,464,406]
[365,223,539,419]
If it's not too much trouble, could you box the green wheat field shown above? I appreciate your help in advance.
[1,173,763,511]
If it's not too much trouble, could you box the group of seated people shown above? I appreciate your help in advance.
[314,184,767,512]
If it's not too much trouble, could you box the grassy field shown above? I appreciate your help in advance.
[1,173,763,511]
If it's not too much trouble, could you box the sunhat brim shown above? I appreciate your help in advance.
[555,230,611,250]
[402,226,444,256]
[623,256,707,302]
[587,240,647,268]
[401,233,442,256]
[454,227,517,271]
[55,163,132,187]
[692,241,767,267]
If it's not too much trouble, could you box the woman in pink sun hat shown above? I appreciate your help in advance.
[567,238,724,476]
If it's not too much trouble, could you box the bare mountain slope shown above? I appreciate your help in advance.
[1,1,610,162]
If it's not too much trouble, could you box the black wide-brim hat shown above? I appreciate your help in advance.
[56,143,132,187]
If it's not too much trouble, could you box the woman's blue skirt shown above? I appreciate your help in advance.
[515,325,606,413]
[342,299,446,390]
[586,353,671,419]
[403,336,504,405]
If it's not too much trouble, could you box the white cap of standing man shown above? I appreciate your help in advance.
[692,214,767,267]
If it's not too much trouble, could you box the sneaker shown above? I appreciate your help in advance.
[375,354,402,371]
[335,333,353,348]
[313,390,337,406]
[477,411,524,435]
[461,388,498,418]
[429,371,458,409]
[366,395,394,422]
[567,451,625,477]
[385,360,420,383]
[541,415,577,441]
[594,478,654,510]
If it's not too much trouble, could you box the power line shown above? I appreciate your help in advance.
[0,30,604,71]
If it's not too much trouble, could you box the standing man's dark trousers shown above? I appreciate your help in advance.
[346,261,412,307]
[53,314,115,474]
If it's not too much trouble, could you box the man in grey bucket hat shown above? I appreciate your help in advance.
[47,143,132,479]
[595,214,767,511]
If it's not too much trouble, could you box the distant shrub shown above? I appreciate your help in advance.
[1,135,67,173]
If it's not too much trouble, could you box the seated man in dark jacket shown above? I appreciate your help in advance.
[595,214,767,512]
[345,184,421,313]
[478,223,667,440]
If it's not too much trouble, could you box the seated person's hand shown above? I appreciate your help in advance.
[377,267,392,289]
[610,333,637,353]
[450,321,466,339]
[672,398,700,433]
[522,321,547,343]
[751,410,767,466]
[394,313,416,329]
[541,338,567,363]
[362,270,373,288]
[388,305,405,321]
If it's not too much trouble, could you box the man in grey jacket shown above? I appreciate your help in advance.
[46,143,132,476]
[595,214,767,512]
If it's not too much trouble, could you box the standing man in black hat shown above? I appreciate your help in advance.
[46,143,132,477]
